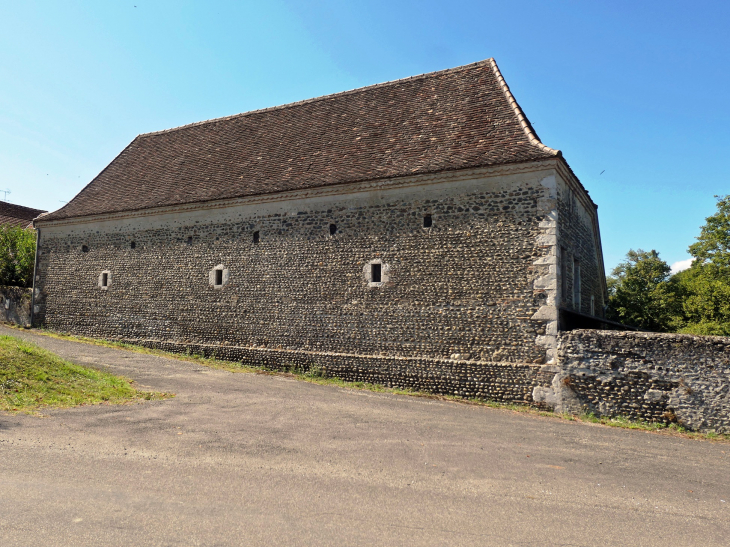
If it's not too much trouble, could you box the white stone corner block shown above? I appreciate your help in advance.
[539,175,557,198]
[533,275,556,290]
[532,386,558,407]
[536,234,557,247]
[533,254,557,265]
[531,305,558,321]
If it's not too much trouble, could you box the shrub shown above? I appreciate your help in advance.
[0,225,36,288]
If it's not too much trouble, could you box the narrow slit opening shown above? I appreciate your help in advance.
[253,231,260,244]
[329,223,337,236]
[130,241,136,249]
[371,263,382,283]
[423,214,432,228]
[215,269,223,286]
[101,273,108,287]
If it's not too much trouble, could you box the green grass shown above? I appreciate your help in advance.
[6,325,730,442]
[0,334,169,414]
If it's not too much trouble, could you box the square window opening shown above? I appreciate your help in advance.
[215,269,223,286]
[371,263,382,283]
[423,214,432,228]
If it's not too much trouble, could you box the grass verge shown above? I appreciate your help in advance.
[6,324,730,442]
[0,334,170,414]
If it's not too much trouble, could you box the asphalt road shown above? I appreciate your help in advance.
[1,325,729,546]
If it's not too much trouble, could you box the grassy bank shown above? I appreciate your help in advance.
[0,334,168,413]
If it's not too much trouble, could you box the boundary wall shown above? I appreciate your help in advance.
[534,330,730,433]
[135,338,552,403]
[0,286,31,327]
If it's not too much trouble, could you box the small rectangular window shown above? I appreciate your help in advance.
[560,247,568,304]
[590,295,595,316]
[101,273,108,287]
[215,269,223,286]
[423,214,432,228]
[187,236,193,245]
[253,231,260,244]
[572,259,581,310]
[371,263,382,283]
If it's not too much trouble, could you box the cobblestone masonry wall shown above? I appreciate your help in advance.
[534,330,730,433]
[556,179,605,315]
[34,169,585,400]
[138,339,552,402]
[0,286,31,326]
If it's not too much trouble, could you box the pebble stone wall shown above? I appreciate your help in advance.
[138,339,553,403]
[33,171,570,400]
[0,286,31,327]
[544,330,730,433]
[556,182,604,315]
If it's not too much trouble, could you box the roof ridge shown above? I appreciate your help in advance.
[139,59,496,138]
[488,58,560,157]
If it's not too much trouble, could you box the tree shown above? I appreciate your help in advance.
[672,265,730,336]
[672,195,730,336]
[0,225,37,288]
[606,249,678,331]
[688,195,730,270]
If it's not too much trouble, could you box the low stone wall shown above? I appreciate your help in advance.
[0,286,32,327]
[534,330,730,433]
[37,324,730,433]
[116,338,547,404]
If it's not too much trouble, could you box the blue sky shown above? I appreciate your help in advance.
[1,1,728,273]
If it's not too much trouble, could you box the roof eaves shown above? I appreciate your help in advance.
[33,157,559,225]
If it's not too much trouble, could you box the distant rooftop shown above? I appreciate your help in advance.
[0,201,46,229]
[42,58,562,223]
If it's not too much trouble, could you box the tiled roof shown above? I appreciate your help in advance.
[0,201,46,228]
[41,58,560,222]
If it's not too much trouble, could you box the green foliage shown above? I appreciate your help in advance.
[0,334,168,413]
[672,264,730,336]
[671,195,730,335]
[0,225,37,287]
[688,195,730,270]
[606,249,678,331]
[609,195,730,335]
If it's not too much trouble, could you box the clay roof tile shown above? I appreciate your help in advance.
[42,58,559,222]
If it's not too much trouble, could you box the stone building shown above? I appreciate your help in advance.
[32,59,608,401]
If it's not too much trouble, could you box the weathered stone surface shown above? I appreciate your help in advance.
[0,286,31,326]
[545,330,730,433]
[33,164,607,403]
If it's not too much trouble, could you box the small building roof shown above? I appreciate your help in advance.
[0,201,47,229]
[42,58,562,223]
